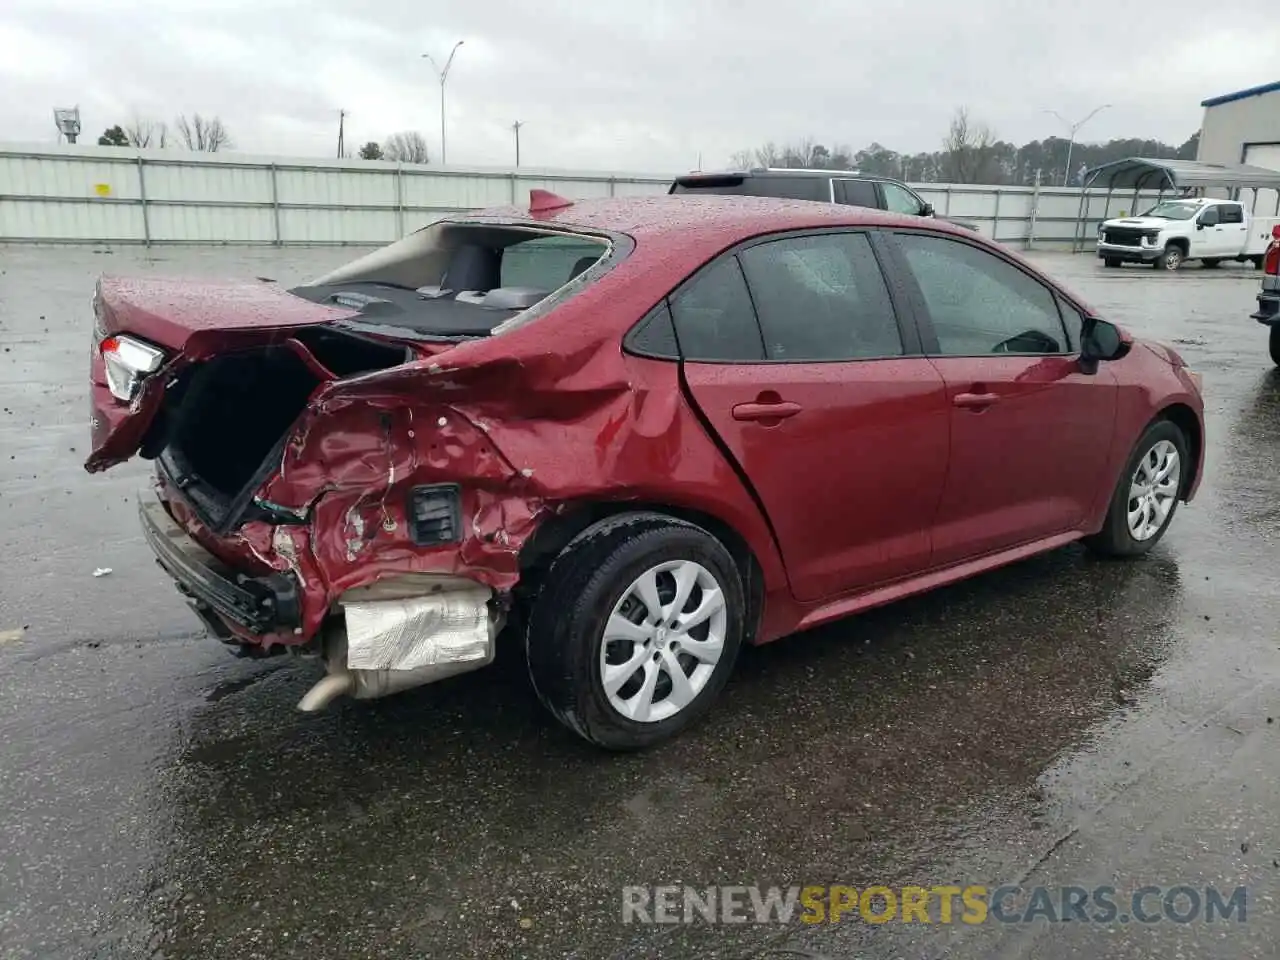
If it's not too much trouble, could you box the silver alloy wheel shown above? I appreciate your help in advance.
[1162,247,1182,270]
[599,559,727,723]
[1127,439,1181,541]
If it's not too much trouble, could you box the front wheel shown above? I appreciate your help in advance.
[525,514,745,750]
[1270,325,1280,367]
[1085,421,1188,557]
[1154,245,1184,271]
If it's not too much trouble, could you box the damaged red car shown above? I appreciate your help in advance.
[86,191,1205,749]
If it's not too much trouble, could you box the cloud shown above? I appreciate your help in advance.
[1,0,1275,171]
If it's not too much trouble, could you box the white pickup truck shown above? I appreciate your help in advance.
[1096,197,1280,271]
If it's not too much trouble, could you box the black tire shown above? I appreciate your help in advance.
[1270,325,1280,367]
[1252,256,1266,270]
[1201,258,1222,269]
[1103,257,1122,268]
[1085,420,1189,558]
[525,513,745,750]
[1154,244,1184,271]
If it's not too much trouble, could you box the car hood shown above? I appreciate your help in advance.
[1102,217,1168,230]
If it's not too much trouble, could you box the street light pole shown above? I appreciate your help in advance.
[1045,104,1112,186]
[512,120,524,166]
[423,41,464,164]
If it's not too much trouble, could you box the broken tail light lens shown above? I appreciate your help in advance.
[408,484,462,546]
[101,334,164,402]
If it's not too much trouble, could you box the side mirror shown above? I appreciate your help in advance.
[1196,222,1205,230]
[920,202,935,217]
[1080,317,1129,372]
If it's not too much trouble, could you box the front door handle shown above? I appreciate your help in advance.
[732,400,802,422]
[953,392,999,409]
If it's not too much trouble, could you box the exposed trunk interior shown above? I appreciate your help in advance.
[149,328,410,531]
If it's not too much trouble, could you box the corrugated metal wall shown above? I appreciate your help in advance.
[1,144,1144,246]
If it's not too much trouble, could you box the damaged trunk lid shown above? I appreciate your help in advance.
[87,275,369,472]
[87,275,432,535]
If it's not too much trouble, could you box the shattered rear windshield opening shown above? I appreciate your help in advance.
[288,225,611,338]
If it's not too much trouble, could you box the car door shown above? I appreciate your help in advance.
[1216,202,1248,255]
[884,230,1118,566]
[1191,205,1227,258]
[670,230,951,603]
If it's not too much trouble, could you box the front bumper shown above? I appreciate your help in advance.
[140,497,301,636]
[1097,241,1161,262]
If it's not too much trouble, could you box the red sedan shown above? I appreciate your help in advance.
[87,192,1205,749]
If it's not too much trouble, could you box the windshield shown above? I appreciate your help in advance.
[1138,201,1200,221]
[289,226,610,339]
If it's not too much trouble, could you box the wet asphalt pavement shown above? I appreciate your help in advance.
[1,243,1279,960]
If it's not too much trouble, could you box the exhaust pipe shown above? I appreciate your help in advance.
[296,590,499,711]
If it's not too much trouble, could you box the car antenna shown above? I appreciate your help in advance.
[529,189,573,214]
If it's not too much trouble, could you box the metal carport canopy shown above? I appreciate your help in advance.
[1072,158,1280,251]
[1082,157,1280,191]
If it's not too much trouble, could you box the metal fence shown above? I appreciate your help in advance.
[1,144,1153,248]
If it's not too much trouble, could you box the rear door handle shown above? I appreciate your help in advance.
[732,401,802,422]
[953,392,999,409]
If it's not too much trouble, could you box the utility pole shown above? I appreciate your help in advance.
[512,120,524,166]
[337,109,346,159]
[1044,104,1112,186]
[423,41,464,164]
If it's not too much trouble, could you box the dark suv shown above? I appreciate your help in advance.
[670,168,978,230]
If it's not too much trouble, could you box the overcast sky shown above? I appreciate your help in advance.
[2,0,1276,173]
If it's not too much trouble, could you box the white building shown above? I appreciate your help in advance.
[1197,80,1280,214]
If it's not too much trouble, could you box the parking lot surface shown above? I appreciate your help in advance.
[1,244,1278,959]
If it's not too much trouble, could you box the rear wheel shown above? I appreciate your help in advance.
[1252,256,1266,270]
[1270,325,1280,367]
[1154,244,1184,271]
[1201,258,1222,269]
[1085,420,1188,557]
[1103,257,1122,268]
[524,514,745,750]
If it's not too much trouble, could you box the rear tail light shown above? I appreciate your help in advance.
[101,334,164,402]
[1264,232,1280,276]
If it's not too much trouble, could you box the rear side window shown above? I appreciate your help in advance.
[737,233,903,361]
[834,179,879,208]
[500,235,604,288]
[754,177,830,202]
[669,257,765,361]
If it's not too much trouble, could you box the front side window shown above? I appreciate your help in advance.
[669,257,765,361]
[896,233,1069,356]
[737,232,903,361]
[882,182,925,216]
[1219,203,1244,224]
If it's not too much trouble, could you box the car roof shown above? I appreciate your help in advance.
[462,194,948,249]
[675,169,894,181]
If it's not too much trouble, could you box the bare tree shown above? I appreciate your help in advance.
[125,116,168,148]
[382,131,430,164]
[175,113,232,152]
[728,139,854,171]
[940,107,997,184]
